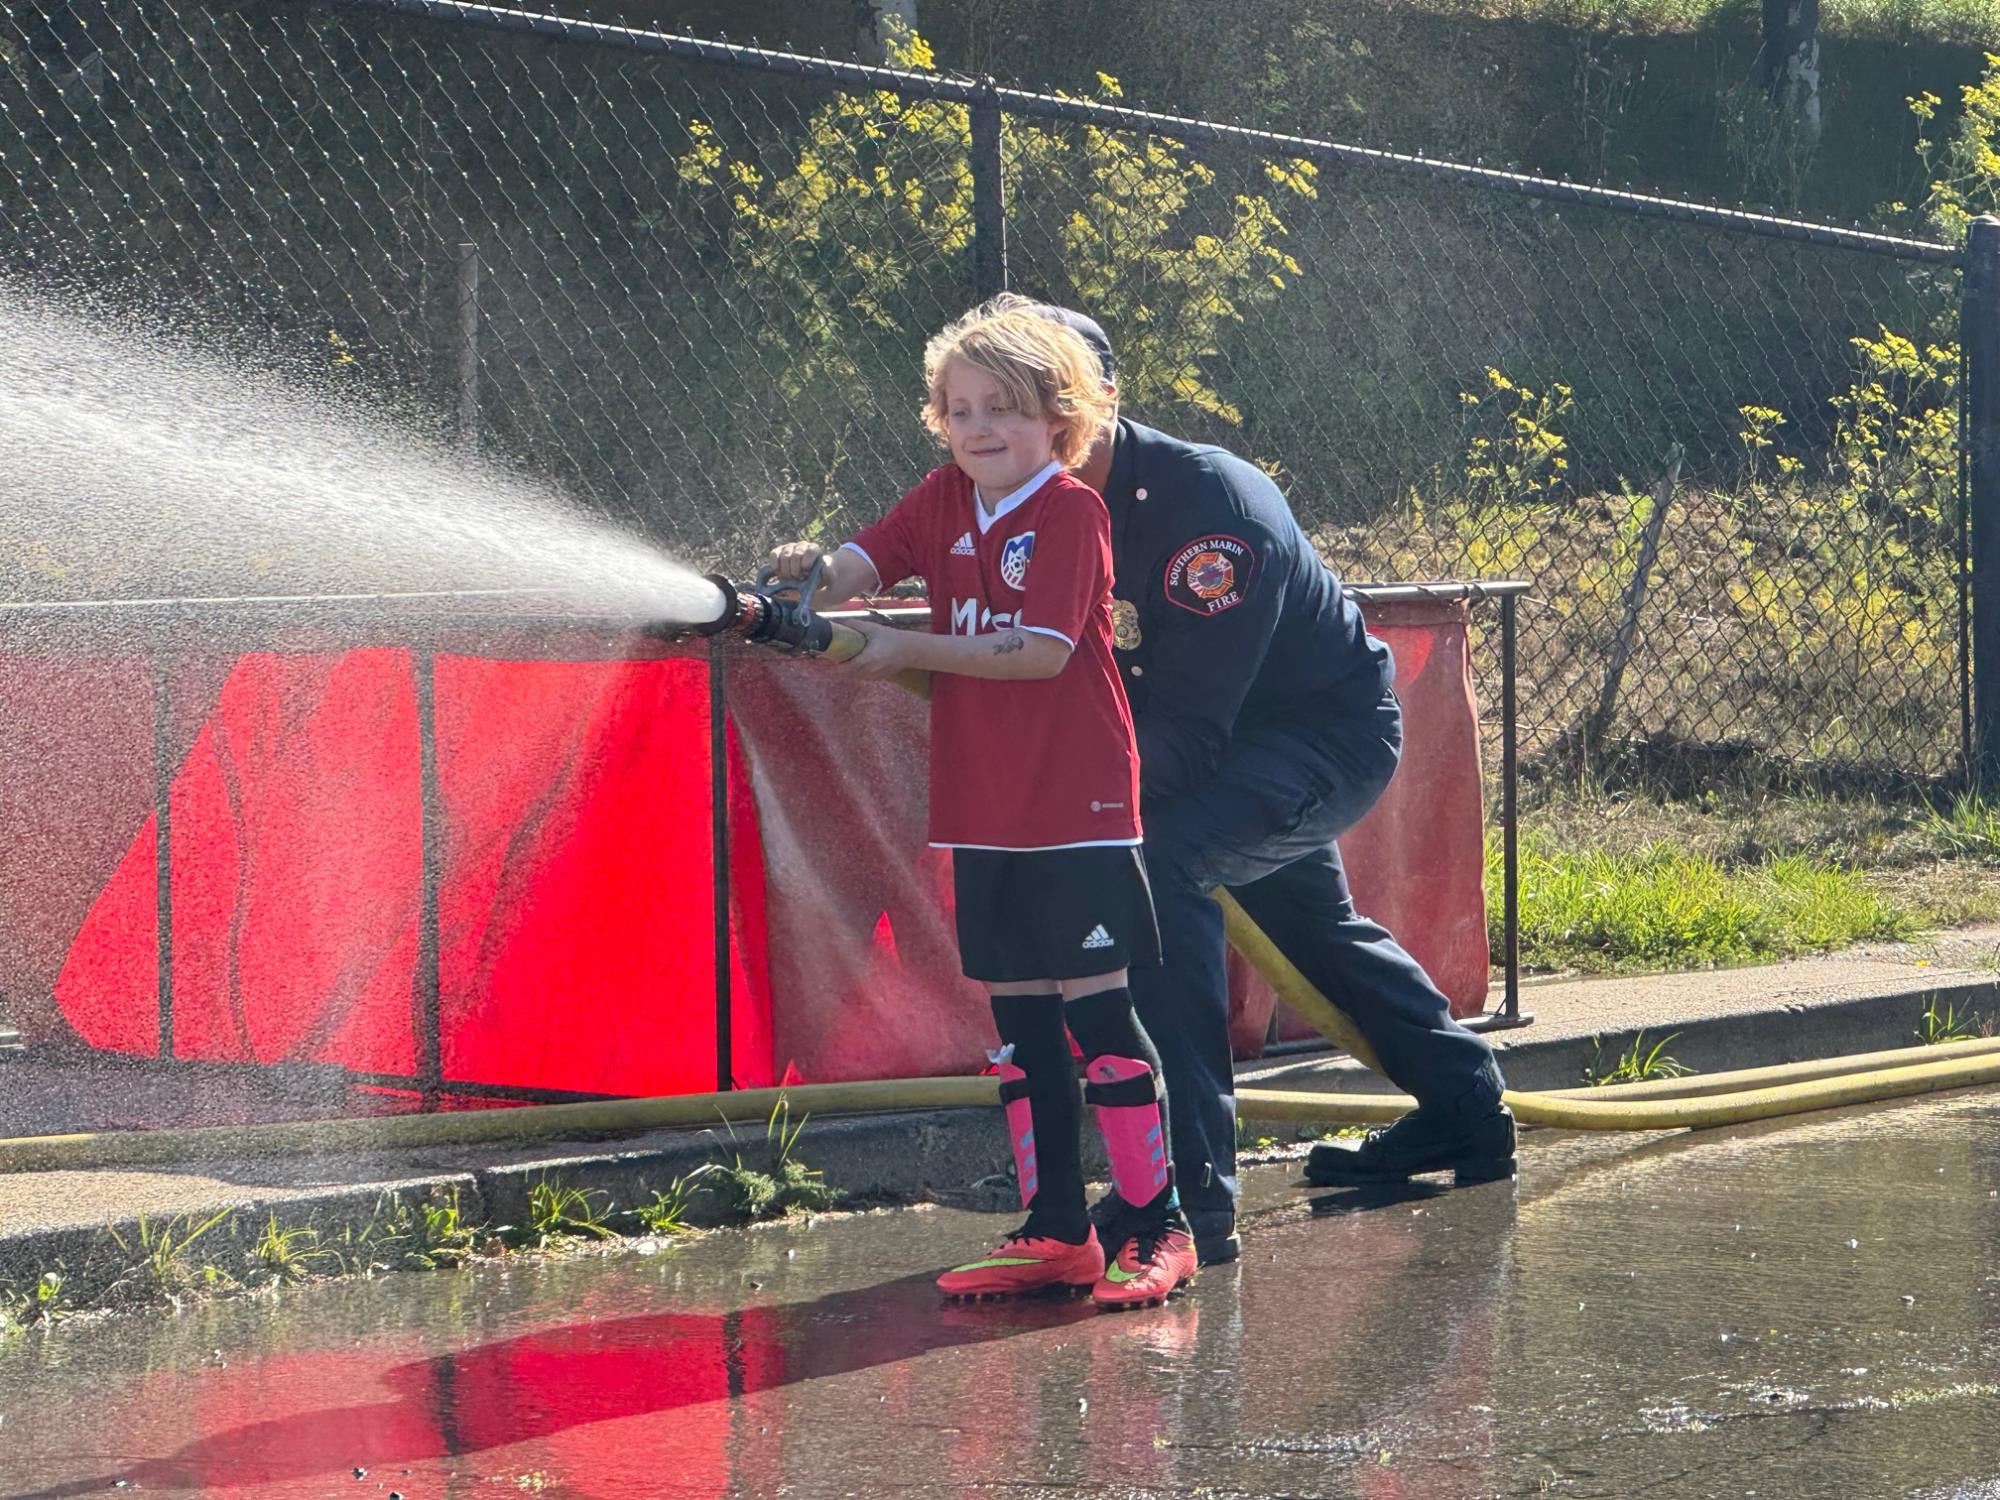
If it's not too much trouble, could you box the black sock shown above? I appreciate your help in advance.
[990,993,1087,1239]
[1065,987,1178,1214]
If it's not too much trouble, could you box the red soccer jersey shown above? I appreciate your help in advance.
[845,460,1142,850]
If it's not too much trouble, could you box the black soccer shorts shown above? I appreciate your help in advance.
[950,845,1162,984]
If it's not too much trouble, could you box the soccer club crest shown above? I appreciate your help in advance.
[999,530,1036,590]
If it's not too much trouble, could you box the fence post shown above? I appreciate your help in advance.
[456,240,481,453]
[1966,215,2000,789]
[710,639,733,1093]
[969,85,1008,300]
[413,650,444,1110]
[1500,591,1520,1023]
[152,651,176,1062]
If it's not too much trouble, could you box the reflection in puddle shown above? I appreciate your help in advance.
[3,1099,2000,1497]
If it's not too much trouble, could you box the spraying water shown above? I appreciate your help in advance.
[0,284,725,636]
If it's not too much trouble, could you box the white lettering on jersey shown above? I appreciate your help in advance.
[949,599,1017,636]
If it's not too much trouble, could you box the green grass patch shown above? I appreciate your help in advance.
[626,1177,707,1237]
[704,1102,839,1221]
[107,1209,237,1302]
[1916,997,1992,1044]
[250,1215,338,1285]
[1494,776,2000,976]
[1583,1029,1694,1085]
[1,1273,66,1338]
[525,1177,617,1247]
[1919,794,2000,864]
[1498,832,1917,973]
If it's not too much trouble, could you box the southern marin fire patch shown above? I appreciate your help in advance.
[1164,534,1256,615]
[1000,530,1035,590]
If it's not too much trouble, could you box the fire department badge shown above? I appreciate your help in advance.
[999,530,1035,591]
[1164,533,1256,616]
[1112,598,1142,651]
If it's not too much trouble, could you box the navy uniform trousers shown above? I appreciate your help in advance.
[1130,690,1506,1224]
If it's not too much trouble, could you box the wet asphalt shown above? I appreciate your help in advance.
[4,1095,1999,1500]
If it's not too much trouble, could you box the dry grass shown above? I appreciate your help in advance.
[1341,480,1959,779]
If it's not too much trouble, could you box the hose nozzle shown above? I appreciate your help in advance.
[684,573,747,637]
[681,564,842,656]
[670,561,928,695]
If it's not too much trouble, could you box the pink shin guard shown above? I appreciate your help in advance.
[994,1058,1040,1210]
[1085,1054,1169,1207]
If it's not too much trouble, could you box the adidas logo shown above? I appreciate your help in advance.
[1081,924,1114,950]
[950,531,976,556]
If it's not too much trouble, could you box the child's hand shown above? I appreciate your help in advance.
[840,618,920,681]
[767,541,824,583]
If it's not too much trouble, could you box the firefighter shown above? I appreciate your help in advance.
[1032,301,1516,1266]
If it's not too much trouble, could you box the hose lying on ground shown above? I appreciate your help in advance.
[2,898,1994,1171]
[1243,1046,2000,1130]
[6,1040,2000,1172]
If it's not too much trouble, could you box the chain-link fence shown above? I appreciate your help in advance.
[0,0,1977,783]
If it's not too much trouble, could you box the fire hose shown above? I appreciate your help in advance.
[4,1033,2000,1171]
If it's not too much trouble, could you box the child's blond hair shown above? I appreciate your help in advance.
[921,299,1116,469]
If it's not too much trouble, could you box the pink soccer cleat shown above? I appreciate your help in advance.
[936,1224,1106,1301]
[1091,1220,1197,1311]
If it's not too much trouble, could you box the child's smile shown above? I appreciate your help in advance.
[940,357,1061,504]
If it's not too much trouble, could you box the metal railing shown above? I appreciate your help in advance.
[0,580,1528,1102]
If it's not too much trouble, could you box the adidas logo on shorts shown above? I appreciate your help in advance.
[950,531,976,556]
[1081,924,1114,950]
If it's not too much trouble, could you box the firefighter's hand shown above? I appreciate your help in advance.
[840,618,919,681]
[766,541,824,584]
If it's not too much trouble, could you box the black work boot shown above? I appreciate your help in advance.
[1305,1102,1516,1188]
[1186,1208,1240,1266]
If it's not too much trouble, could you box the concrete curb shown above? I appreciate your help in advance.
[4,973,1996,1309]
[467,1109,1024,1229]
[0,1173,484,1308]
[1240,974,2000,1101]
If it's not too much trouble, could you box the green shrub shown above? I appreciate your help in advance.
[1458,367,1574,508]
[674,27,1315,467]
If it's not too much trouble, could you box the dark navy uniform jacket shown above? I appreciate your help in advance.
[1101,419,1393,807]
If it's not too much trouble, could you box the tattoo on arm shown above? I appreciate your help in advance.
[990,633,1026,656]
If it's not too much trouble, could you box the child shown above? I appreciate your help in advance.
[766,301,1196,1310]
